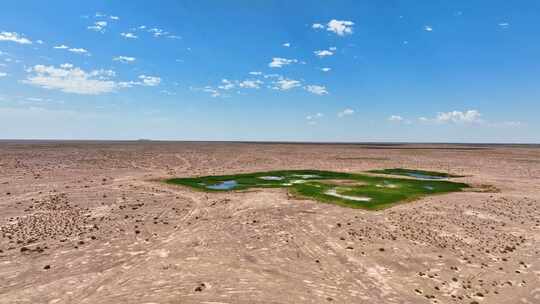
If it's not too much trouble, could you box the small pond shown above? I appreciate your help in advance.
[405,173,447,180]
[206,180,238,190]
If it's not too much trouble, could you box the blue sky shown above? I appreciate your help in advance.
[0,1,538,142]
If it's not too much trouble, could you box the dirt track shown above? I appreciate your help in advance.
[0,141,539,303]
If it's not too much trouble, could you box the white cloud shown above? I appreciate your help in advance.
[337,108,354,117]
[327,20,354,36]
[24,64,118,95]
[314,50,334,57]
[307,113,323,119]
[120,32,138,39]
[329,46,337,51]
[321,67,331,72]
[269,57,297,68]
[202,86,221,98]
[36,40,44,44]
[306,112,324,125]
[424,25,433,32]
[132,26,178,39]
[388,115,404,122]
[0,72,7,78]
[418,110,522,128]
[420,110,482,124]
[138,75,161,86]
[60,63,74,69]
[305,85,328,95]
[238,79,262,89]
[148,27,168,37]
[312,23,324,29]
[0,31,32,44]
[110,16,120,20]
[498,22,510,29]
[68,48,89,55]
[88,21,108,32]
[282,42,291,47]
[273,78,301,90]
[54,44,69,49]
[113,56,136,63]
[249,71,262,75]
[218,79,235,90]
[213,78,264,93]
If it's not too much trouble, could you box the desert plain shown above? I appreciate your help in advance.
[0,141,539,304]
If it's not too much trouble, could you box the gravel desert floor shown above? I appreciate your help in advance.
[0,141,539,304]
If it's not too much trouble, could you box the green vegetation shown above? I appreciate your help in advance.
[368,168,465,179]
[166,169,469,210]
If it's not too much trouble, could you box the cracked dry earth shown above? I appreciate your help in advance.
[0,141,539,304]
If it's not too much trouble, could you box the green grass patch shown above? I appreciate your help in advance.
[165,169,469,210]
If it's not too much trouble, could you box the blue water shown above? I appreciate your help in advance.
[406,173,447,180]
[207,180,238,190]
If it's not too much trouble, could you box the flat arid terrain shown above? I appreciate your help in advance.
[0,141,539,304]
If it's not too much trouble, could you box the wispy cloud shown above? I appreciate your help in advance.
[120,32,138,39]
[269,57,298,68]
[273,78,301,90]
[424,25,433,32]
[203,87,221,98]
[306,112,324,125]
[238,79,263,89]
[417,109,522,128]
[217,79,235,90]
[337,108,354,117]
[282,42,291,47]
[420,110,482,124]
[0,31,32,44]
[388,115,404,122]
[87,21,108,32]
[131,25,179,39]
[305,85,328,95]
[53,45,90,55]
[138,75,161,86]
[320,67,331,72]
[200,77,265,98]
[113,56,136,63]
[314,49,334,58]
[68,48,89,55]
[148,27,168,37]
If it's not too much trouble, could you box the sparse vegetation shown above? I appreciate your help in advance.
[368,168,465,178]
[166,169,469,210]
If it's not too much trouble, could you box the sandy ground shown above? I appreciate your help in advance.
[0,141,539,304]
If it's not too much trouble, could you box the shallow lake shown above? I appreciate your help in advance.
[405,172,447,180]
[207,180,238,190]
